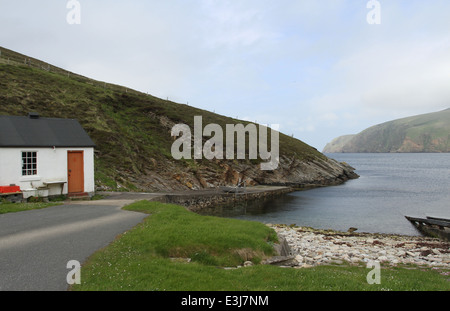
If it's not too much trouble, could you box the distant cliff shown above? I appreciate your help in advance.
[323,109,450,153]
[322,135,355,153]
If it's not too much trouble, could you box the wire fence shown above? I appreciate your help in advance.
[0,46,149,97]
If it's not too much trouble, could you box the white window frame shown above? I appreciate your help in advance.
[21,151,38,177]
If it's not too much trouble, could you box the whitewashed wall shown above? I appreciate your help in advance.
[0,147,95,196]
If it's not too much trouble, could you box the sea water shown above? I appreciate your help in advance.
[210,153,450,236]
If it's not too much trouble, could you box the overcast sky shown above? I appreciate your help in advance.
[1,0,450,151]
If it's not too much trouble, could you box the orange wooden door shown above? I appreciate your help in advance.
[68,151,84,193]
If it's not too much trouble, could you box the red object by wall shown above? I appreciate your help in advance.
[0,186,21,193]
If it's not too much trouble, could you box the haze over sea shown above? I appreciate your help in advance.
[214,153,450,236]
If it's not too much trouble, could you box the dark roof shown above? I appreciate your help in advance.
[0,115,96,148]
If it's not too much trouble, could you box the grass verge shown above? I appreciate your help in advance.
[0,201,62,214]
[71,200,450,291]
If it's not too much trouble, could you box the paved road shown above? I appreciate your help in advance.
[0,193,159,291]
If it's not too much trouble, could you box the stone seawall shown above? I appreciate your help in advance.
[159,186,293,213]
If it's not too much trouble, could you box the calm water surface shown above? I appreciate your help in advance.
[205,154,450,236]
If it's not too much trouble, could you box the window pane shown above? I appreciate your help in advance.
[22,152,38,176]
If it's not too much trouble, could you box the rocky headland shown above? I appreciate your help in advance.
[323,108,450,153]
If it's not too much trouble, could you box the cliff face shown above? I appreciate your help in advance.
[0,47,358,192]
[323,109,450,153]
[138,154,359,192]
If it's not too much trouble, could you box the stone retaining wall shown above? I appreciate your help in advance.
[160,186,293,213]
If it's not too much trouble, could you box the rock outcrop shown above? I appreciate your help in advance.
[116,155,359,192]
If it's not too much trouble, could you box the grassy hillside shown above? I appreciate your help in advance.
[0,46,355,191]
[324,109,450,153]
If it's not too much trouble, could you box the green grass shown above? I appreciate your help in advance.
[0,201,62,214]
[71,201,450,291]
[119,201,276,267]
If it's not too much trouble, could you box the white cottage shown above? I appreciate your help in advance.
[0,113,96,199]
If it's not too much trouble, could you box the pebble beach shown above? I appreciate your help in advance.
[270,225,450,269]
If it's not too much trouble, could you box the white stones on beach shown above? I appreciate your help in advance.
[377,256,388,262]
[295,255,303,263]
[270,225,450,268]
[406,251,416,257]
[244,261,254,267]
[432,249,441,255]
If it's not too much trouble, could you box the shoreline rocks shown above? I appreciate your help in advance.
[269,225,450,269]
